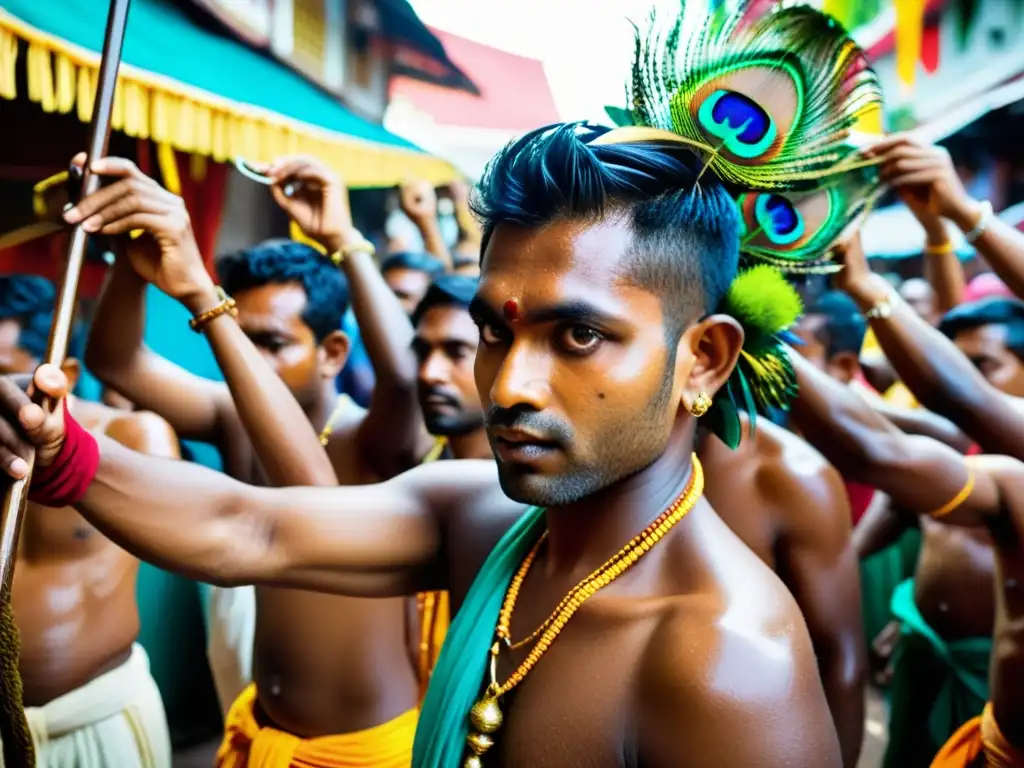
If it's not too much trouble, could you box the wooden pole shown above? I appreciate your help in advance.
[0,1,131,764]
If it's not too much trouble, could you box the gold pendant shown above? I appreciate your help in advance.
[469,691,504,734]
[463,644,505,766]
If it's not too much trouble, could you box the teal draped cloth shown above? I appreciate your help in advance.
[882,579,991,768]
[413,505,547,768]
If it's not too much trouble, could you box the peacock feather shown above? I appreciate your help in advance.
[625,1,884,190]
[597,1,885,272]
[735,163,882,273]
[707,265,802,448]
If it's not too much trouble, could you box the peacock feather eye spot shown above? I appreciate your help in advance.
[697,90,777,159]
[754,194,805,246]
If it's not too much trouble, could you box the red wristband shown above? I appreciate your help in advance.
[28,407,99,508]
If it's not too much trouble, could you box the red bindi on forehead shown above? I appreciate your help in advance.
[503,299,520,322]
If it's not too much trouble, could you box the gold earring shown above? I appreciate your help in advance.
[689,392,712,418]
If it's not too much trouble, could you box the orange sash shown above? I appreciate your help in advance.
[215,685,416,768]
[931,702,1024,768]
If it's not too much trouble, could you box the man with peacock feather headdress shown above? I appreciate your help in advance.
[0,2,908,767]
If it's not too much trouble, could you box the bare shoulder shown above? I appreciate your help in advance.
[752,419,851,537]
[970,454,1024,533]
[323,397,372,483]
[104,409,180,459]
[636,575,840,767]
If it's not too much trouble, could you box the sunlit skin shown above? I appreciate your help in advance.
[0,322,177,708]
[384,267,433,317]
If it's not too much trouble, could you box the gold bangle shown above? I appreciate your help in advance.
[330,239,375,266]
[924,241,955,256]
[189,286,237,332]
[929,464,975,519]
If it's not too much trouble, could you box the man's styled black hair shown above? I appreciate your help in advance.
[217,239,349,342]
[412,274,479,327]
[473,122,740,339]
[380,251,446,278]
[806,290,867,358]
[0,274,83,360]
[939,297,1024,361]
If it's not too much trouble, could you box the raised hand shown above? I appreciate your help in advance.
[0,365,69,478]
[866,134,976,225]
[399,179,439,224]
[63,154,214,307]
[262,155,356,252]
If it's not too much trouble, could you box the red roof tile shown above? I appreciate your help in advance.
[390,27,560,131]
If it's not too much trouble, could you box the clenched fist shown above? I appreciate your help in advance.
[0,365,70,479]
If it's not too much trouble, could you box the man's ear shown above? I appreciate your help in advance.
[827,351,860,385]
[60,357,82,392]
[318,330,351,379]
[673,314,744,413]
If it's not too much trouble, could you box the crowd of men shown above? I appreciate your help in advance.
[0,123,1023,768]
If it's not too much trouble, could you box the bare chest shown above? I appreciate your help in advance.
[470,599,663,768]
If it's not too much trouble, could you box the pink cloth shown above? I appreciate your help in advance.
[964,274,1013,303]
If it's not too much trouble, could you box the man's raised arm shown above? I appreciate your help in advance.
[78,155,335,486]
[0,367,483,597]
[833,232,1024,458]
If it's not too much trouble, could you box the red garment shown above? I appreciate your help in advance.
[845,481,877,526]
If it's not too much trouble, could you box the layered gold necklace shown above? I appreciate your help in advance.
[463,455,705,767]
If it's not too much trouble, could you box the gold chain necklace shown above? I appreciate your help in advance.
[318,397,352,446]
[462,455,705,767]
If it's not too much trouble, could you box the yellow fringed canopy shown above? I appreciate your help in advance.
[0,3,456,188]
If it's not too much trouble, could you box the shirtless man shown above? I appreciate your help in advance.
[698,420,865,766]
[2,123,840,766]
[800,231,1020,766]
[82,155,441,763]
[412,274,490,463]
[415,268,866,763]
[787,346,1024,765]
[0,275,179,767]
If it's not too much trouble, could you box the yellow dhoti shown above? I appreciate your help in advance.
[1,644,170,768]
[216,685,417,768]
[931,702,1024,767]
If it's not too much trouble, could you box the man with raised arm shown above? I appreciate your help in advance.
[0,275,179,767]
[790,342,1024,766]
[81,154,444,764]
[0,122,840,767]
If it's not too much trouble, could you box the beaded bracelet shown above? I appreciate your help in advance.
[189,287,237,333]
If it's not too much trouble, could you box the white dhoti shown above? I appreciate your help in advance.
[205,585,256,717]
[1,643,170,768]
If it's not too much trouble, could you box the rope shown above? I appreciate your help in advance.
[0,589,33,767]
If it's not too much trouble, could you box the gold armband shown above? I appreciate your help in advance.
[929,464,975,519]
[189,287,237,333]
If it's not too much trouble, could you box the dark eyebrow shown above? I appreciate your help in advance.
[468,296,504,327]
[468,296,622,329]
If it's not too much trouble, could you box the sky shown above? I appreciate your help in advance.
[408,0,650,124]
